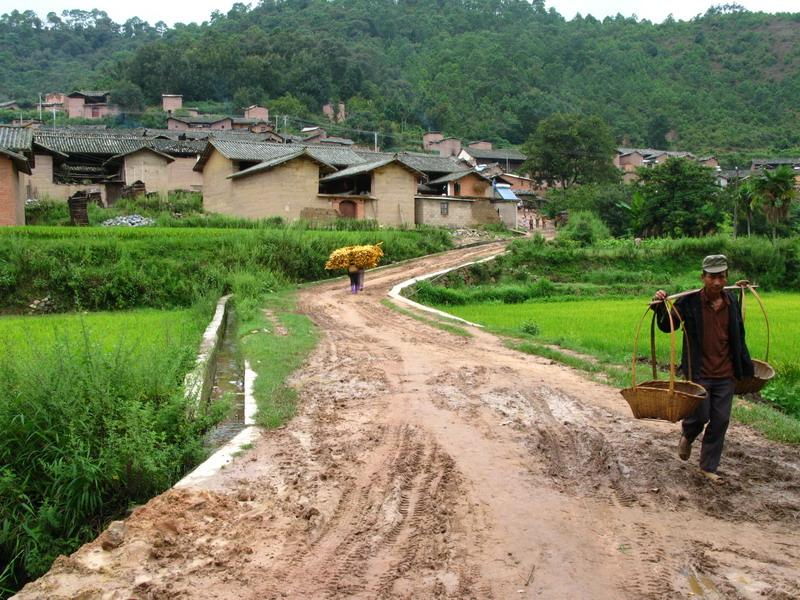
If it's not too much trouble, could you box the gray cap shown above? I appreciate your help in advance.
[702,254,728,273]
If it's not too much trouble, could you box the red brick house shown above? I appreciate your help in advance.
[0,127,33,225]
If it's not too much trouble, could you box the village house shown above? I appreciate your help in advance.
[193,139,423,224]
[750,157,800,185]
[0,126,33,225]
[458,145,527,173]
[20,130,206,204]
[0,101,20,111]
[64,91,119,120]
[613,147,712,183]
[168,116,234,131]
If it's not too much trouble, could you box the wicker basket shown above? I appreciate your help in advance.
[735,359,775,395]
[620,299,706,423]
[734,286,775,395]
[621,380,706,422]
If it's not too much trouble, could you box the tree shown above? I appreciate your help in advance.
[110,81,144,111]
[751,166,798,242]
[635,157,723,237]
[521,113,619,190]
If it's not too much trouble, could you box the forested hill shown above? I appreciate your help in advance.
[2,1,800,154]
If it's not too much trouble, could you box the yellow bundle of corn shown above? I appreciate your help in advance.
[325,243,384,270]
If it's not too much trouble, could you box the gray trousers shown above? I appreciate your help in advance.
[682,378,736,473]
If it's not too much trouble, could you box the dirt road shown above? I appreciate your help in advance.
[16,243,800,599]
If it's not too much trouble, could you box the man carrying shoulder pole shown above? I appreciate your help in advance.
[652,255,754,483]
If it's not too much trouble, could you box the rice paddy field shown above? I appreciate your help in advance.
[441,292,796,371]
[0,307,206,352]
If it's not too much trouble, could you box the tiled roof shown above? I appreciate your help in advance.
[617,147,696,159]
[228,150,335,180]
[462,147,526,161]
[195,139,365,171]
[34,131,149,155]
[751,158,800,167]
[428,169,488,185]
[107,146,175,163]
[0,148,31,174]
[169,115,232,125]
[0,126,33,153]
[355,150,466,174]
[69,90,111,98]
[321,156,425,182]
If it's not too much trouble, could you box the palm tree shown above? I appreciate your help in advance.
[751,166,798,242]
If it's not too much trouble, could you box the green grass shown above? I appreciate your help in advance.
[380,299,473,338]
[0,305,221,595]
[436,293,800,442]
[0,307,205,351]
[236,290,319,429]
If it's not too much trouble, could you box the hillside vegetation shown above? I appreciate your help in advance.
[1,2,799,155]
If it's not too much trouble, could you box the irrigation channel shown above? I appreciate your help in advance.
[204,309,246,448]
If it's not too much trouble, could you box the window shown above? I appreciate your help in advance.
[454,182,461,196]
[440,201,449,216]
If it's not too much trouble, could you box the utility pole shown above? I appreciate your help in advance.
[38,93,43,122]
[52,106,57,131]
[733,165,739,239]
[374,131,378,152]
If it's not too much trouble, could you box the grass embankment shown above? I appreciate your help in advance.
[0,226,452,313]
[0,306,223,595]
[413,235,800,443]
[236,291,319,428]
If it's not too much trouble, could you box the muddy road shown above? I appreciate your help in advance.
[16,243,800,599]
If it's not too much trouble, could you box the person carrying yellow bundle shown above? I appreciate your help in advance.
[325,243,383,293]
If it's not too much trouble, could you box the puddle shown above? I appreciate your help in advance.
[204,308,246,448]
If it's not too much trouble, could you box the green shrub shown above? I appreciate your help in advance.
[0,313,221,592]
[558,211,611,246]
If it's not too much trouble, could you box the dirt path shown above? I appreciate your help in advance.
[16,243,800,599]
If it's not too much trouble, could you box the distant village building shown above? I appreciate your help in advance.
[613,147,713,183]
[0,126,35,225]
[458,146,527,173]
[162,94,183,113]
[322,102,346,123]
[65,91,118,120]
[168,116,233,131]
[0,101,20,111]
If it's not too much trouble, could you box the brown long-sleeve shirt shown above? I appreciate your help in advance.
[700,289,734,378]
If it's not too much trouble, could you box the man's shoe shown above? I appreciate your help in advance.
[700,470,724,484]
[678,436,692,461]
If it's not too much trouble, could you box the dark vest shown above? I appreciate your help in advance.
[656,290,754,380]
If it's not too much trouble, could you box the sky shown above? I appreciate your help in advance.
[1,1,797,27]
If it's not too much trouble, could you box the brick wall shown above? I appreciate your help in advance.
[0,157,24,225]
[371,164,416,226]
[19,153,107,204]
[167,157,203,191]
[415,197,473,227]
[123,150,171,195]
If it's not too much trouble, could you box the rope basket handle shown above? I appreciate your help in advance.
[632,297,683,393]
[737,282,770,362]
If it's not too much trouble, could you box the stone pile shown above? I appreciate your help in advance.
[28,296,55,315]
[101,214,155,227]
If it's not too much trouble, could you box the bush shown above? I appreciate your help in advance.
[558,211,611,246]
[0,314,221,592]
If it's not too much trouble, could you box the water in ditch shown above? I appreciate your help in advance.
[203,309,246,448]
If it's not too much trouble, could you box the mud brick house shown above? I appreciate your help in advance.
[318,156,424,224]
[21,130,206,203]
[614,147,701,183]
[458,146,527,173]
[168,116,234,131]
[750,158,800,185]
[65,91,119,120]
[194,140,421,226]
[0,126,33,225]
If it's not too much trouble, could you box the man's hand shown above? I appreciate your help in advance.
[649,289,668,310]
[734,279,750,287]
